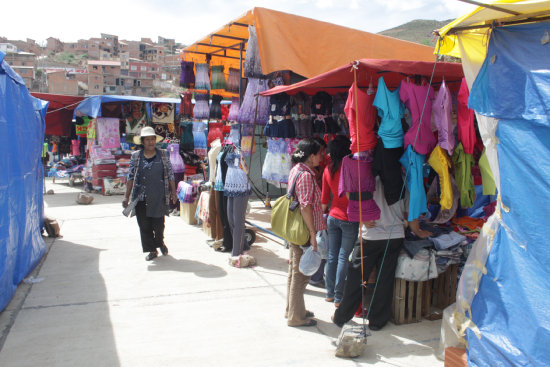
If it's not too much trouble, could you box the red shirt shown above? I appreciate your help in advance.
[321,164,349,221]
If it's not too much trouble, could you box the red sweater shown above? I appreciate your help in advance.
[321,164,349,221]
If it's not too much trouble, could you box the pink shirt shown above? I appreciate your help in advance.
[432,80,455,156]
[457,77,477,155]
[400,80,436,155]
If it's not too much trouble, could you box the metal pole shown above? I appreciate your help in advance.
[239,42,244,106]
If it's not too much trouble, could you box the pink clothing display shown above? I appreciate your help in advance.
[457,78,477,155]
[96,117,120,150]
[400,80,436,155]
[432,80,455,155]
[338,155,380,222]
[344,83,378,153]
[71,139,80,156]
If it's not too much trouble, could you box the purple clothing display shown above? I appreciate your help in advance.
[432,80,455,156]
[237,77,269,124]
[338,155,380,222]
[400,80,436,155]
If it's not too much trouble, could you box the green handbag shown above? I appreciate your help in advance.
[270,171,310,245]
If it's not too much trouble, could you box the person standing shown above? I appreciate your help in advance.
[321,136,358,307]
[285,138,326,327]
[123,127,177,261]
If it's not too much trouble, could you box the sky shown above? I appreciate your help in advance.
[2,0,477,45]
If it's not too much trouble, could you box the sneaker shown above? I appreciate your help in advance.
[160,245,168,256]
[145,252,158,261]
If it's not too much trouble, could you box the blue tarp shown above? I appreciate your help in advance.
[75,95,181,118]
[0,51,48,311]
[467,22,550,367]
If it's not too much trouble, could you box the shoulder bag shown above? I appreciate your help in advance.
[270,171,310,245]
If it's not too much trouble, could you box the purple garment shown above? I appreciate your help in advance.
[180,61,195,88]
[400,80,436,155]
[337,155,380,222]
[228,97,240,122]
[237,77,269,125]
[432,80,455,156]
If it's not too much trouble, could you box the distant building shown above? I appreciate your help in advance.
[0,43,18,53]
[87,59,121,95]
[46,37,64,54]
[4,51,37,89]
[47,70,86,95]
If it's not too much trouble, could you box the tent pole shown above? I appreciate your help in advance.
[239,42,244,106]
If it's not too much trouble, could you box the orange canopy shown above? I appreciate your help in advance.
[182,7,437,79]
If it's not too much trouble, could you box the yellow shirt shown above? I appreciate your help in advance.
[428,145,453,210]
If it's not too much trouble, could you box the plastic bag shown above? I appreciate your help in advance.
[316,230,329,260]
[299,246,321,276]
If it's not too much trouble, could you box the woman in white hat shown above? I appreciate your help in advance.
[123,126,178,261]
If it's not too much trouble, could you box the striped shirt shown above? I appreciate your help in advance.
[288,163,326,232]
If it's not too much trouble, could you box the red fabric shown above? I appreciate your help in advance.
[31,93,84,136]
[261,59,464,96]
[321,165,349,221]
[221,105,229,121]
[345,83,378,153]
[457,78,477,154]
[207,122,224,146]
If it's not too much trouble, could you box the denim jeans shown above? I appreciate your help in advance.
[325,216,359,302]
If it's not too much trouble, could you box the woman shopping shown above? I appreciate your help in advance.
[321,136,359,307]
[123,127,177,261]
[285,138,326,327]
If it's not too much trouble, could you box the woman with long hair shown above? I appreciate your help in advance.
[321,135,358,307]
[285,138,326,327]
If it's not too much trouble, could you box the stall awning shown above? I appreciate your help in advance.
[261,59,464,96]
[183,7,438,79]
[75,95,181,118]
[31,93,85,136]
[437,0,550,59]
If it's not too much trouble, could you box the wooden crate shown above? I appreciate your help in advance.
[423,264,458,320]
[444,347,467,367]
[392,278,424,324]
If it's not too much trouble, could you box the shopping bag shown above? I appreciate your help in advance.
[299,246,322,276]
[270,172,310,245]
[316,230,329,260]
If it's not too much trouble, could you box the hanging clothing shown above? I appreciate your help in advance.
[262,138,291,184]
[179,121,194,151]
[192,122,207,157]
[426,175,460,224]
[224,151,250,197]
[399,145,427,221]
[209,94,223,120]
[344,83,378,153]
[290,93,312,138]
[457,77,477,155]
[193,93,210,120]
[179,61,195,88]
[452,143,476,208]
[211,65,226,90]
[207,122,224,147]
[228,194,250,257]
[332,92,349,135]
[214,145,234,191]
[226,67,241,93]
[479,150,496,195]
[195,63,210,90]
[372,139,404,206]
[400,80,436,155]
[432,80,455,156]
[227,97,240,122]
[237,77,270,124]
[168,143,185,173]
[338,154,380,222]
[428,145,453,210]
[373,76,405,149]
[244,25,263,78]
[180,91,193,118]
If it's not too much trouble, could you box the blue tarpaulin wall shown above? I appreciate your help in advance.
[467,21,550,366]
[0,51,48,311]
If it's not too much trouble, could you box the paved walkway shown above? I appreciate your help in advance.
[0,178,444,366]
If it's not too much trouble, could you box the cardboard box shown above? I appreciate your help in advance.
[180,201,197,225]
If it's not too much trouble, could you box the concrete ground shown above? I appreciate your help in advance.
[0,178,444,367]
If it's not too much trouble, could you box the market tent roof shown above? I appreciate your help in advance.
[261,59,464,96]
[75,95,181,118]
[182,7,437,79]
[31,93,84,136]
[437,0,550,60]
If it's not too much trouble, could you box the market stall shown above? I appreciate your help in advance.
[435,1,550,365]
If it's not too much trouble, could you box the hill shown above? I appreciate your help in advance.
[379,19,452,46]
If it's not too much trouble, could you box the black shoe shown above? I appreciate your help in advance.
[368,324,382,331]
[145,252,158,261]
[160,245,168,256]
[331,314,344,328]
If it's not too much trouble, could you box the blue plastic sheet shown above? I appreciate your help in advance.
[466,22,550,367]
[75,95,181,118]
[0,51,47,311]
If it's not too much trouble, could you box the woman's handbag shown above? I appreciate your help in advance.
[270,171,310,245]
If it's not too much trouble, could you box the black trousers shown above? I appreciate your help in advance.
[216,190,233,250]
[333,238,403,328]
[135,201,165,253]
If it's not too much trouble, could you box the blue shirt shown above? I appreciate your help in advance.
[373,76,405,148]
[399,146,427,221]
